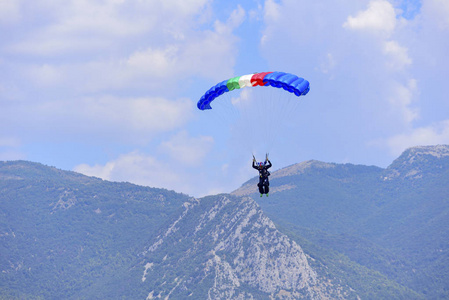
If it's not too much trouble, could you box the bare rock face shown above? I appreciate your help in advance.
[383,145,449,181]
[141,195,344,299]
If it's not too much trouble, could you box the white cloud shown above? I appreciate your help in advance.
[158,130,214,166]
[74,161,114,181]
[382,40,412,70]
[0,0,21,24]
[81,96,194,133]
[423,0,449,30]
[341,1,416,125]
[125,46,179,78]
[9,3,137,55]
[257,0,449,167]
[261,0,281,45]
[387,79,419,125]
[159,0,210,17]
[0,95,194,144]
[115,19,240,85]
[0,0,247,185]
[74,148,215,196]
[385,120,449,156]
[264,0,281,22]
[73,134,250,197]
[9,0,449,193]
[224,4,246,31]
[74,151,182,190]
[27,64,64,87]
[19,28,238,92]
[248,3,263,21]
[9,2,243,93]
[343,0,397,36]
[11,35,111,57]
[8,0,210,56]
[74,150,257,197]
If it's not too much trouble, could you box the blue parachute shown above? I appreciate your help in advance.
[198,72,310,110]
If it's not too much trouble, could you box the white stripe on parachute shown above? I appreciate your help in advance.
[238,74,255,88]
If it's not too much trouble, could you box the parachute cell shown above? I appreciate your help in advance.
[197,72,310,110]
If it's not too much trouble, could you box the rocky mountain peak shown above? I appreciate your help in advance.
[383,145,449,180]
[398,145,449,162]
[140,195,344,299]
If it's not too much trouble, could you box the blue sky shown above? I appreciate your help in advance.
[1,0,448,197]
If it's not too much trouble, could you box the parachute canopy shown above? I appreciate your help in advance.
[197,71,310,110]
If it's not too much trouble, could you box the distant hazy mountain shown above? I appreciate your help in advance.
[234,144,449,299]
[1,145,448,299]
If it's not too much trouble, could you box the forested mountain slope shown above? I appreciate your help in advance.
[0,161,350,299]
[1,145,447,299]
[234,145,449,299]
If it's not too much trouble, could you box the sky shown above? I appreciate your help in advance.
[1,0,448,197]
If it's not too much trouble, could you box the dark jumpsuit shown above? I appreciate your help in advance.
[252,160,272,194]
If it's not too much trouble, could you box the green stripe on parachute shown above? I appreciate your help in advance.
[226,76,241,91]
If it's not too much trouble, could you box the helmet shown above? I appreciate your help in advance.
[258,162,264,168]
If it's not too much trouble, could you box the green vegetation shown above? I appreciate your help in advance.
[1,146,449,299]
[244,149,449,299]
[0,161,189,299]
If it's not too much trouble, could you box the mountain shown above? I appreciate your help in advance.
[136,195,346,299]
[0,161,190,299]
[1,145,448,299]
[234,144,449,299]
[0,161,349,299]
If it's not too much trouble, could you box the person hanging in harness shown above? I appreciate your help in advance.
[252,154,272,197]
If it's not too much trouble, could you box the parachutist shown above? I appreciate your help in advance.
[252,157,272,196]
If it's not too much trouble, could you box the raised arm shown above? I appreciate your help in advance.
[252,160,258,170]
[265,160,272,169]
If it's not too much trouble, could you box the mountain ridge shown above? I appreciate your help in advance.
[1,144,448,299]
[238,144,449,299]
[234,144,449,196]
